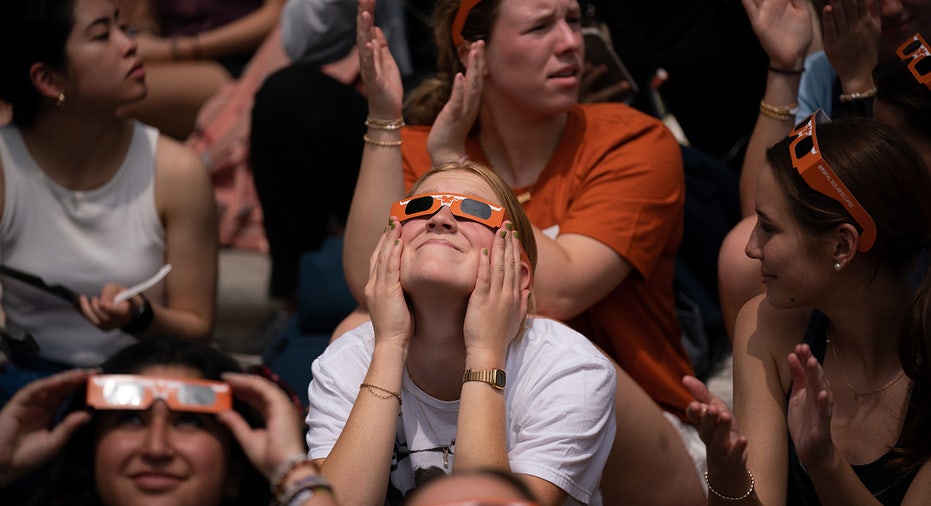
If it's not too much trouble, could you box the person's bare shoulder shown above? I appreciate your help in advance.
[736,294,811,391]
[152,134,213,216]
[154,135,207,178]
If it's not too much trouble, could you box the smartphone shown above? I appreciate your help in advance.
[582,26,638,104]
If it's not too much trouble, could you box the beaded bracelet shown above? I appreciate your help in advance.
[362,134,403,147]
[270,456,317,496]
[759,101,798,121]
[839,86,877,102]
[705,469,754,502]
[275,475,333,506]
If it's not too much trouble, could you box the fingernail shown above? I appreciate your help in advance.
[483,248,488,256]
[390,221,396,230]
[500,230,507,238]
[513,230,519,239]
[395,238,399,245]
[505,222,514,231]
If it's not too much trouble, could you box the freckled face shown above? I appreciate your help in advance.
[482,0,584,114]
[398,172,501,295]
[745,165,835,308]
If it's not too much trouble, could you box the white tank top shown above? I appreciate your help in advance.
[0,122,165,366]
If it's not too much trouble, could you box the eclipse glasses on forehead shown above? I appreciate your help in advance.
[897,32,931,90]
[87,375,232,414]
[391,193,505,229]
[789,109,877,252]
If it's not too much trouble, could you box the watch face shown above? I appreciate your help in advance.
[492,370,506,389]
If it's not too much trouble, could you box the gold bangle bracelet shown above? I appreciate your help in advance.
[839,86,877,102]
[365,117,405,130]
[362,134,403,147]
[759,100,798,121]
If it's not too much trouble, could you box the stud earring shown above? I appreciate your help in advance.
[55,93,66,110]
[833,262,842,272]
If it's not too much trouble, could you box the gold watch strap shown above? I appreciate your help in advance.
[462,369,506,389]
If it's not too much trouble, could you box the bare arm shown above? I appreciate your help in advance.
[318,222,409,505]
[729,294,799,505]
[343,0,406,305]
[531,231,631,320]
[737,0,814,215]
[148,135,218,339]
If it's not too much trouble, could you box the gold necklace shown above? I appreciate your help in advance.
[407,381,456,469]
[826,326,906,401]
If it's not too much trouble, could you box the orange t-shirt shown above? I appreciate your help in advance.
[401,103,695,417]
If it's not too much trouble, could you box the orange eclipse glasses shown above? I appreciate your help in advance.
[87,374,232,414]
[897,33,931,90]
[788,109,877,252]
[391,193,506,229]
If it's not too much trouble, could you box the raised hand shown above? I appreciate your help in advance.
[356,0,404,120]
[463,222,529,360]
[822,0,880,93]
[216,372,307,481]
[427,41,486,166]
[0,369,92,485]
[682,375,749,472]
[786,344,835,470]
[365,218,413,350]
[741,0,814,70]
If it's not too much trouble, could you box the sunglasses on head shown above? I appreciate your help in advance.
[897,33,931,90]
[788,109,877,252]
[391,193,505,229]
[87,374,232,414]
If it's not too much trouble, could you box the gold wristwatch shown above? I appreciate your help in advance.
[462,369,506,389]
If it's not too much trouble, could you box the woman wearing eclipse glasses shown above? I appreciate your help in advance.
[305,161,619,505]
[684,111,931,504]
[0,338,337,506]
[341,0,705,502]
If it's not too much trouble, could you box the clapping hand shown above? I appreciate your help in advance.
[683,375,749,472]
[357,0,404,121]
[786,344,836,470]
[427,41,486,167]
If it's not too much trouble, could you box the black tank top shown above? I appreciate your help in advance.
[786,311,916,505]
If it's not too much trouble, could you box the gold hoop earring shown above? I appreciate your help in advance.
[56,93,66,110]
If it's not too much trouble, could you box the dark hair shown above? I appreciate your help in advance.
[0,0,75,128]
[767,116,931,472]
[765,116,931,278]
[874,58,931,139]
[404,0,500,125]
[35,338,272,506]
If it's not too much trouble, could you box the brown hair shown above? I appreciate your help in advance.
[404,0,500,125]
[409,160,538,276]
[767,116,931,471]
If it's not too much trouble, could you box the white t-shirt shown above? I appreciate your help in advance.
[306,317,617,505]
